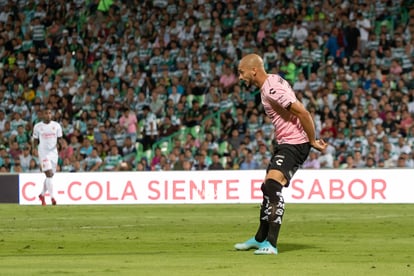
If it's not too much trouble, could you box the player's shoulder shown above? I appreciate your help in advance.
[51,120,61,126]
[263,74,284,88]
[262,74,286,94]
[33,121,43,128]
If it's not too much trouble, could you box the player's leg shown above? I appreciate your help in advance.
[40,157,56,205]
[234,187,267,250]
[254,176,283,255]
[235,185,276,251]
[235,144,284,251]
[39,157,51,206]
[255,143,310,255]
[267,181,285,247]
[44,170,56,205]
[39,178,47,205]
[254,183,270,242]
[48,156,58,205]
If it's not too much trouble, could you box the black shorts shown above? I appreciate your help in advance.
[266,142,311,187]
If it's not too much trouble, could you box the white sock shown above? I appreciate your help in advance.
[41,178,47,195]
[46,177,54,198]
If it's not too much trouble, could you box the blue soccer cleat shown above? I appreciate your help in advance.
[253,241,278,255]
[234,237,264,251]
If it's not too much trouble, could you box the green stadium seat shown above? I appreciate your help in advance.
[143,149,154,161]
[195,94,205,106]
[186,94,195,108]
[159,140,171,155]
[218,141,231,156]
[190,125,202,140]
[220,156,227,168]
[137,120,145,140]
[177,126,188,142]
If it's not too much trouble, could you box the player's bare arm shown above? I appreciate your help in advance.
[57,137,63,151]
[287,101,327,151]
[32,138,39,152]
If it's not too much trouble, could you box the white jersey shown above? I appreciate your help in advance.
[33,121,63,156]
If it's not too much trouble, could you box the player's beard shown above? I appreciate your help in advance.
[243,74,257,88]
[240,79,250,88]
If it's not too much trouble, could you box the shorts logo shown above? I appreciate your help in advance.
[275,158,283,166]
[274,155,285,166]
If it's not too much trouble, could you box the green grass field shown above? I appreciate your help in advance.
[0,204,413,276]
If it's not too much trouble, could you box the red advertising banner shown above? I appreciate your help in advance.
[18,170,414,205]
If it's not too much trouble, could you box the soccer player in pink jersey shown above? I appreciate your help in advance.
[32,108,63,206]
[234,54,327,255]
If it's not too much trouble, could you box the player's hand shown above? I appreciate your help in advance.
[310,139,328,152]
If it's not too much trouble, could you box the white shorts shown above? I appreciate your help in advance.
[39,152,58,173]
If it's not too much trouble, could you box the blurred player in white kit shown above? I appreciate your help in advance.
[32,108,63,205]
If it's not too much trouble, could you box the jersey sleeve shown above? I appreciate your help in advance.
[266,76,297,109]
[32,124,39,139]
[274,89,297,109]
[57,123,63,138]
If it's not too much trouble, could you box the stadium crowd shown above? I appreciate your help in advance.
[1,0,414,173]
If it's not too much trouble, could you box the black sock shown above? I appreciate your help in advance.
[254,191,269,242]
[264,179,285,248]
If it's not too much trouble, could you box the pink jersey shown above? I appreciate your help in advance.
[261,74,309,144]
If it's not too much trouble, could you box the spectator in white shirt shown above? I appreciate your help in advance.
[292,20,309,44]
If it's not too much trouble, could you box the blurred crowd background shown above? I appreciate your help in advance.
[1,0,414,173]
